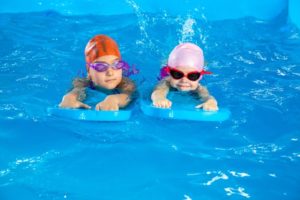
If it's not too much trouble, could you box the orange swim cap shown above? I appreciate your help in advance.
[85,35,121,65]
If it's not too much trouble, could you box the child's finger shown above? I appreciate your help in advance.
[108,105,119,111]
[153,101,163,108]
[203,106,218,112]
[162,103,168,108]
[152,102,159,107]
[211,106,219,111]
[195,104,204,109]
[163,100,170,108]
[95,104,102,110]
[203,107,210,111]
[79,103,91,109]
[164,101,171,108]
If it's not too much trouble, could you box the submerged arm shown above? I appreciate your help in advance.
[151,78,170,101]
[195,84,218,111]
[196,84,215,101]
[114,77,136,108]
[151,78,172,108]
[96,77,136,111]
[59,78,91,109]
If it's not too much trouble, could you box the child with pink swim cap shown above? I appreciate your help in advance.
[151,43,218,111]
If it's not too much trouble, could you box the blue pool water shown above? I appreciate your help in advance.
[1,8,300,200]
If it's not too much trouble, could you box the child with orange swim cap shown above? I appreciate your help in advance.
[151,43,218,111]
[59,35,136,111]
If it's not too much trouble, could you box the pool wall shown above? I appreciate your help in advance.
[0,0,299,28]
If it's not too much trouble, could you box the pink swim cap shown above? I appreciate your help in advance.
[167,43,204,71]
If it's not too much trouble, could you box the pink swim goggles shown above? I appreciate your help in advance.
[160,66,212,81]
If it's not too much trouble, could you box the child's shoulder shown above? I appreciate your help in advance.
[196,83,208,91]
[72,77,90,88]
[117,77,136,94]
[121,76,134,83]
[155,77,171,88]
[119,77,136,88]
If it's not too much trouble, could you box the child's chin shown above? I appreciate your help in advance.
[103,84,117,90]
[177,87,192,92]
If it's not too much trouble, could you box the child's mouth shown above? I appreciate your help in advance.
[177,86,191,91]
[178,84,190,88]
[105,79,116,83]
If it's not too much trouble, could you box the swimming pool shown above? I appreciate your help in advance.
[1,0,300,199]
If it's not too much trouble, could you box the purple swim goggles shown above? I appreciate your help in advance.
[88,60,130,72]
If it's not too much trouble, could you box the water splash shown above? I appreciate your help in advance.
[183,194,192,200]
[125,0,155,49]
[204,171,229,186]
[176,8,209,48]
[224,187,250,198]
[179,17,196,43]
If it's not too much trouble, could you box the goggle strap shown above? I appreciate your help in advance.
[159,66,171,80]
[201,70,212,75]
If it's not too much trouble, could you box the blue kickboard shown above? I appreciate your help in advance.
[47,107,131,121]
[141,92,231,122]
[48,88,132,121]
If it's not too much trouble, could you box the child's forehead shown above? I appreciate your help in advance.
[94,55,119,63]
[175,66,199,72]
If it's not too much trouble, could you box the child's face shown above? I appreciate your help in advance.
[169,66,200,91]
[88,55,122,90]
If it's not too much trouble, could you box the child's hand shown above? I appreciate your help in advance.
[196,98,218,111]
[59,94,91,109]
[152,98,172,108]
[96,95,120,111]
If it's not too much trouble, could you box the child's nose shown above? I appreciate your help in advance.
[106,67,114,76]
[180,77,189,82]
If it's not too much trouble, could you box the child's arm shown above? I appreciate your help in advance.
[95,77,136,111]
[195,84,218,111]
[151,78,172,108]
[59,78,91,109]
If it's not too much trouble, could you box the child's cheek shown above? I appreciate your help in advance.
[191,82,199,90]
[169,78,178,88]
[91,74,105,87]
